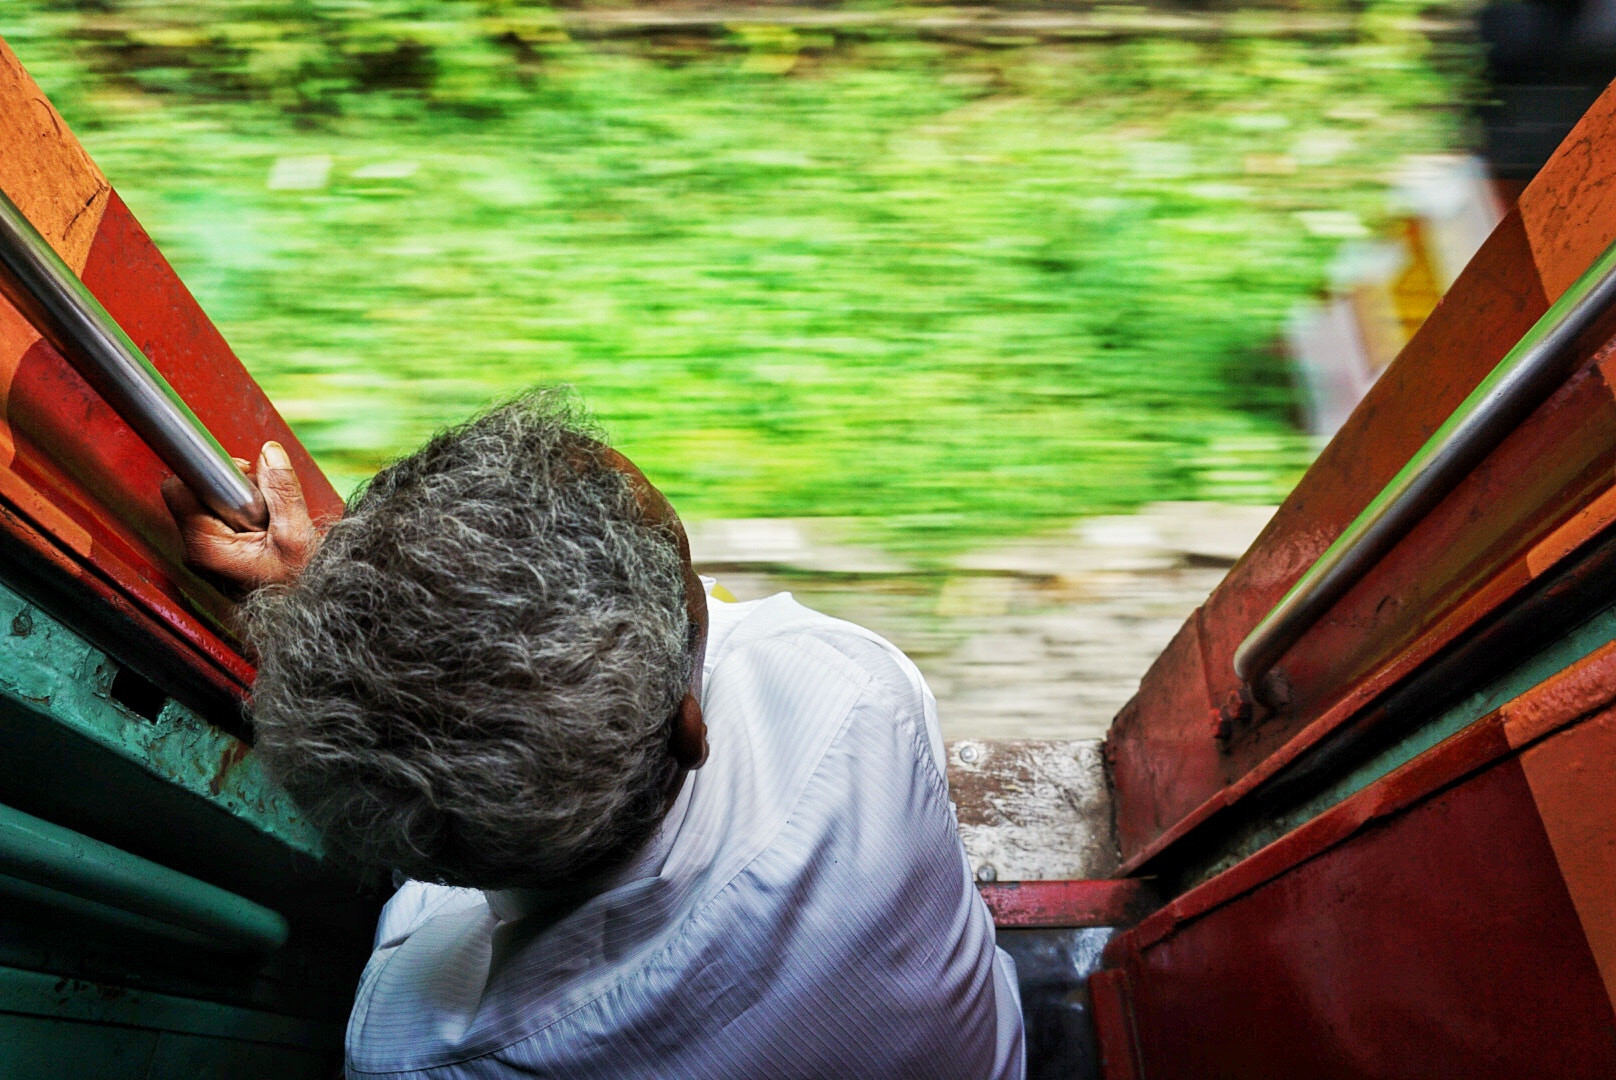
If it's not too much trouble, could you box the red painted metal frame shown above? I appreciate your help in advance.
[1108,79,1616,871]
[1088,970,1141,1080]
[0,40,341,709]
[977,880,1158,929]
[1095,642,1616,1078]
[1095,82,1616,1079]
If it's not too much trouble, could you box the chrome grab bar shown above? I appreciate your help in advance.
[1234,235,1616,686]
[0,186,267,532]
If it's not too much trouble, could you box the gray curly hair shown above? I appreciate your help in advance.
[244,389,693,889]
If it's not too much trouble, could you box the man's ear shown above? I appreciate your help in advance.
[669,693,708,770]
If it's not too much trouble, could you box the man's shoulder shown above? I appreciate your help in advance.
[702,590,946,786]
[706,591,922,698]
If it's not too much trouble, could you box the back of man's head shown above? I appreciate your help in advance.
[245,389,692,889]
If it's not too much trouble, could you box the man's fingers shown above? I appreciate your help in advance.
[160,474,206,521]
[258,442,311,527]
[162,443,319,590]
[162,472,257,582]
[161,475,235,539]
[257,441,316,562]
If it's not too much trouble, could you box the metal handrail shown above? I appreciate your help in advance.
[0,801,288,952]
[1234,235,1616,686]
[0,187,266,532]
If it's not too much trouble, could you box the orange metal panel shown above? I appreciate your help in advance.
[0,41,107,276]
[0,38,110,463]
[1520,79,1616,302]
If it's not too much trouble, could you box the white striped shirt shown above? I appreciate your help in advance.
[348,590,1025,1079]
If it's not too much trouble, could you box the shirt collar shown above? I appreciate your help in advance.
[484,768,695,925]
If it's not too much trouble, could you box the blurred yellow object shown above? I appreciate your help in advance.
[710,582,738,603]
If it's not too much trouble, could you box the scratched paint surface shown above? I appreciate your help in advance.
[0,577,321,859]
[1519,86,1616,302]
[946,738,1116,883]
[0,40,109,452]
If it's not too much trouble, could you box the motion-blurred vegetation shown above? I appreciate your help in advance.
[6,1,1474,554]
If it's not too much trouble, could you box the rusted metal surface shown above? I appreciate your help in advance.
[978,880,1157,929]
[0,38,341,711]
[1105,616,1225,860]
[947,738,1117,882]
[1159,554,1616,891]
[1109,77,1616,867]
[1518,98,1616,301]
[1120,423,1616,880]
[1225,341,1616,760]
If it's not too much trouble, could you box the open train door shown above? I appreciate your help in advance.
[9,24,1616,1080]
[0,39,378,1077]
[1089,80,1616,1077]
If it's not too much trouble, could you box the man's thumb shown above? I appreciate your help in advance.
[257,441,312,538]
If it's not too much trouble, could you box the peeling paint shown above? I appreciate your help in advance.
[0,577,323,859]
[948,738,1117,881]
[209,740,250,797]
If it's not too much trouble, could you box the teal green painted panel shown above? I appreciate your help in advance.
[1187,604,1616,886]
[0,966,342,1048]
[0,1015,333,1080]
[0,868,251,952]
[0,801,288,952]
[0,580,322,859]
[146,1030,331,1080]
[0,1014,160,1079]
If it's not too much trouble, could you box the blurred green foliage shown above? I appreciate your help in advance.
[5,1,1473,555]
